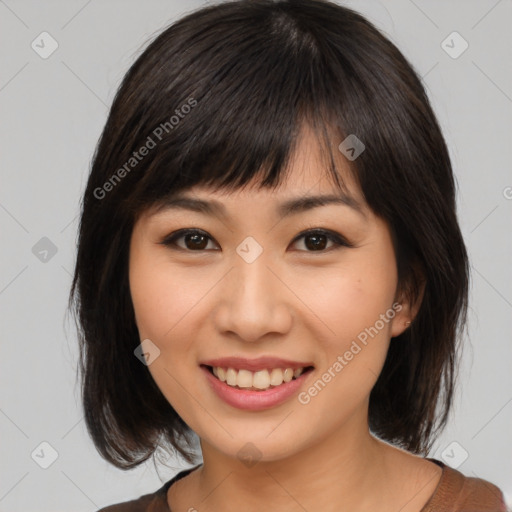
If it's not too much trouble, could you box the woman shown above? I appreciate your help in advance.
[69,0,507,510]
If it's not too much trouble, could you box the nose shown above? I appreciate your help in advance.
[213,252,293,343]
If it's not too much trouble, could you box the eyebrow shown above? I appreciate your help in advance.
[153,193,366,220]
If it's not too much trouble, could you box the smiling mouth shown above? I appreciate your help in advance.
[202,365,314,392]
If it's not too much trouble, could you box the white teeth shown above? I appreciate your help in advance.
[211,366,307,391]
[269,368,284,386]
[217,367,227,382]
[237,369,253,388]
[253,370,270,389]
[226,368,237,386]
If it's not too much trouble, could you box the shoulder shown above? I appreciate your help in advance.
[95,465,202,512]
[96,492,165,512]
[422,459,508,512]
[95,481,170,512]
[452,472,507,511]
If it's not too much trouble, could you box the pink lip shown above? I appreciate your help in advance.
[201,356,313,371]
[200,365,314,411]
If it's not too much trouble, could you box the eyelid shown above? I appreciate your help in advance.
[159,227,354,252]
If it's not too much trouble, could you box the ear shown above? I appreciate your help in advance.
[390,274,425,338]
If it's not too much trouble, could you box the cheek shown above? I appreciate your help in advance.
[296,287,396,428]
[128,245,207,419]
[129,241,223,362]
[128,225,191,341]
[302,241,398,389]
[130,259,199,343]
[303,254,397,342]
[129,258,171,341]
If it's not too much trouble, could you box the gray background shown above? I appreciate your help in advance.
[1,0,511,510]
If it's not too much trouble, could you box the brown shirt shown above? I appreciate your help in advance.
[97,458,508,512]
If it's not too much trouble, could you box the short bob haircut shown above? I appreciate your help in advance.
[69,0,469,469]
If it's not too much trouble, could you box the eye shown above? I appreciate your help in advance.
[290,228,352,252]
[160,229,219,251]
[159,228,352,252]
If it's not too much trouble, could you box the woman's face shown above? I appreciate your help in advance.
[129,131,411,463]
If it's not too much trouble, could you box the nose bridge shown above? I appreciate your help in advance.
[233,235,274,300]
[235,247,273,302]
[233,241,278,313]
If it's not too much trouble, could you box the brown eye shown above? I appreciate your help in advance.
[291,229,351,252]
[303,232,329,251]
[160,229,218,251]
[160,228,351,253]
[183,232,209,250]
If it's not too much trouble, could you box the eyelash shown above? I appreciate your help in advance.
[159,228,353,253]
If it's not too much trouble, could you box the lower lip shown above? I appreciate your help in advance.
[201,365,313,411]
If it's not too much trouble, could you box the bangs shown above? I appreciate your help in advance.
[111,8,364,218]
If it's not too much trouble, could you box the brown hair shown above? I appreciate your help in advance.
[69,0,469,469]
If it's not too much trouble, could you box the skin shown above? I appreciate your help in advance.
[129,127,442,512]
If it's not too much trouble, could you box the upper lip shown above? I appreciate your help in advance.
[201,356,314,372]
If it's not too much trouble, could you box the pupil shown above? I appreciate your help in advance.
[306,234,326,251]
[187,233,207,250]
